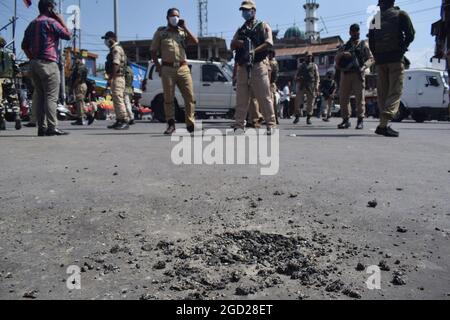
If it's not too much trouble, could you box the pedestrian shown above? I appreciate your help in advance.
[0,36,14,131]
[124,62,135,125]
[151,8,198,135]
[103,31,130,130]
[21,0,72,136]
[293,52,319,125]
[280,81,291,119]
[320,71,336,122]
[231,0,277,135]
[70,54,91,126]
[336,24,374,130]
[369,0,415,137]
[268,49,280,125]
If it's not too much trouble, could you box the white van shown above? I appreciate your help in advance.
[394,68,449,122]
[141,60,236,123]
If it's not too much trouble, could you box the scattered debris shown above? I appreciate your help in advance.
[367,200,378,208]
[397,226,408,233]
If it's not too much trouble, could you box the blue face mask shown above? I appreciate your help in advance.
[242,10,254,21]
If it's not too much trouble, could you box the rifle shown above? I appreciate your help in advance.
[243,37,254,87]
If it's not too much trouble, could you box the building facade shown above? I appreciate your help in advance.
[121,37,230,67]
[431,0,450,69]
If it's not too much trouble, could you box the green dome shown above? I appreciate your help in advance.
[284,26,306,40]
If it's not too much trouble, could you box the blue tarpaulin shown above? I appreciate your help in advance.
[87,62,146,93]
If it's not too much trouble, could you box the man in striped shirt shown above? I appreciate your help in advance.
[21,0,71,136]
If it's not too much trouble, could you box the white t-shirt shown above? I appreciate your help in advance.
[281,86,291,102]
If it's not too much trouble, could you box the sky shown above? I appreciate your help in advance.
[0,0,442,68]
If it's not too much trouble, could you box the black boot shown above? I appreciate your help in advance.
[87,115,95,126]
[107,121,122,129]
[306,116,312,125]
[164,119,176,135]
[375,126,399,137]
[293,116,300,124]
[71,118,84,126]
[338,118,351,129]
[356,118,364,130]
[113,120,130,130]
[0,118,6,131]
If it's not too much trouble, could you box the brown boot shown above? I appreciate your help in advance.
[164,119,176,135]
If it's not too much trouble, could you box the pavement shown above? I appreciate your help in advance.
[0,117,449,300]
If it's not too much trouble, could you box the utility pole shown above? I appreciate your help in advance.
[12,0,17,55]
[78,0,81,50]
[114,0,119,39]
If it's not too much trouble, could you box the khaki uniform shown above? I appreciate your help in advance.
[233,21,276,129]
[294,62,319,117]
[338,40,374,119]
[72,64,88,118]
[108,43,128,122]
[125,66,134,120]
[151,27,195,127]
[248,95,263,126]
[377,62,405,123]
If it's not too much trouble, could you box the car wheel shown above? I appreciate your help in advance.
[412,111,427,123]
[152,95,166,123]
[392,102,409,122]
[175,100,186,124]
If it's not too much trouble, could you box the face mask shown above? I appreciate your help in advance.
[169,16,179,27]
[242,10,254,21]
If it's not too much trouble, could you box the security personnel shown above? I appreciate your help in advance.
[336,24,374,130]
[151,8,198,135]
[320,70,336,122]
[124,63,135,125]
[369,0,415,137]
[268,49,280,125]
[231,0,277,135]
[102,31,129,130]
[70,54,89,126]
[293,52,319,125]
[247,96,264,128]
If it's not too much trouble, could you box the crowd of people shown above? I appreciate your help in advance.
[1,0,415,139]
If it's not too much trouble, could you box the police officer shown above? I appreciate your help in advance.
[151,8,198,135]
[268,49,280,125]
[320,70,336,122]
[70,53,89,126]
[124,63,135,125]
[231,0,277,135]
[369,0,415,137]
[102,31,129,130]
[336,24,374,130]
[293,52,319,125]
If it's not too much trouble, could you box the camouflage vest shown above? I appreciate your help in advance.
[125,66,134,94]
[236,20,268,64]
[298,62,315,84]
[106,44,127,76]
[0,49,14,78]
[372,7,402,54]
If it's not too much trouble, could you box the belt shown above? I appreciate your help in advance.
[162,61,187,68]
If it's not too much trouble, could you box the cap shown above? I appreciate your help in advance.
[350,24,360,32]
[305,51,313,57]
[101,31,116,40]
[240,0,256,11]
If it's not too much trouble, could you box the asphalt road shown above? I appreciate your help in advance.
[0,117,449,300]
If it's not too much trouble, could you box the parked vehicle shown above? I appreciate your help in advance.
[141,60,236,123]
[394,68,449,123]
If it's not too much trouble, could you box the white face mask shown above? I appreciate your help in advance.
[169,16,179,27]
[104,39,113,48]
